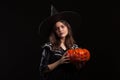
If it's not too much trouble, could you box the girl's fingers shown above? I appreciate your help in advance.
[65,55,69,58]
[64,59,70,63]
[63,52,67,56]
[64,56,70,59]
[64,58,70,61]
[63,51,69,56]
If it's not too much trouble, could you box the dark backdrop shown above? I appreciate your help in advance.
[1,0,119,80]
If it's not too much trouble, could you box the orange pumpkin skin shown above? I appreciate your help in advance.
[66,48,90,63]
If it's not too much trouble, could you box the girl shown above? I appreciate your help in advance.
[39,11,85,80]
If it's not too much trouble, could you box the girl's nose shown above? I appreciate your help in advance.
[59,27,63,31]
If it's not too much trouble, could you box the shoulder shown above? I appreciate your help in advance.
[41,42,52,50]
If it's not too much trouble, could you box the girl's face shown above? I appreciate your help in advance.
[55,21,68,38]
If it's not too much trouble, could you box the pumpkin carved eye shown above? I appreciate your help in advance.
[66,48,90,63]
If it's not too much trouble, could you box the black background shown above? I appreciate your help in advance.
[1,0,119,80]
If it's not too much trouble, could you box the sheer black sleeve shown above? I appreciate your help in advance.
[39,48,50,74]
[39,43,52,75]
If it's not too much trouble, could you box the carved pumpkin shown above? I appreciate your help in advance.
[66,48,90,63]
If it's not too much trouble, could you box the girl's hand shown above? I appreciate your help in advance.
[58,52,70,64]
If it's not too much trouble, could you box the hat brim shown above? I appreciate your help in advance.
[38,11,82,43]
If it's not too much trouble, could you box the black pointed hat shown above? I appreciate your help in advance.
[38,5,82,43]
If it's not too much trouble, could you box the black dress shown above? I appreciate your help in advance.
[39,42,83,80]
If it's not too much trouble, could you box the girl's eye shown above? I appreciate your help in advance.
[55,28,59,31]
[61,26,64,28]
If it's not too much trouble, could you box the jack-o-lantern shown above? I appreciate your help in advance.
[66,48,90,63]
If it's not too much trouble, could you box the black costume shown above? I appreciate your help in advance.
[39,42,84,80]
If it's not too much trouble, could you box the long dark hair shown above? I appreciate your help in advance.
[49,20,76,50]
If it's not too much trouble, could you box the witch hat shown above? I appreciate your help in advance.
[38,5,81,44]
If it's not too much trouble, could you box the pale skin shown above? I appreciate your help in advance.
[48,21,70,71]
